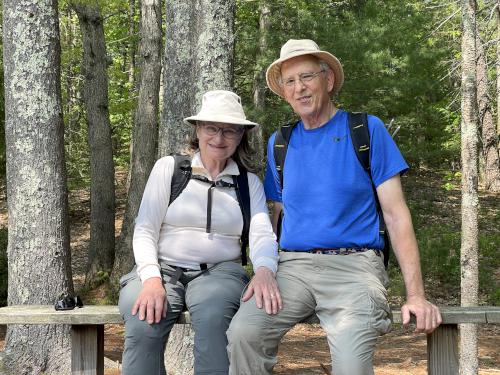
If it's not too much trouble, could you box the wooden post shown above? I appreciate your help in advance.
[427,324,458,375]
[71,325,105,375]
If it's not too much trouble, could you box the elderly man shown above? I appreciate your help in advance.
[226,39,442,375]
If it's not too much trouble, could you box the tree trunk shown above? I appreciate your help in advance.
[128,0,137,90]
[497,0,500,136]
[459,1,479,374]
[74,3,116,284]
[159,1,235,373]
[2,0,73,372]
[112,0,162,290]
[476,32,500,192]
[159,0,235,157]
[251,0,271,173]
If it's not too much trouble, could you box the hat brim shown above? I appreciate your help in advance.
[183,114,259,129]
[266,50,344,98]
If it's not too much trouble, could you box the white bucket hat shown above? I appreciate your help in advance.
[183,90,259,128]
[266,39,344,98]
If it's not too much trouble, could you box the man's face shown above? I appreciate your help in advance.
[280,55,334,121]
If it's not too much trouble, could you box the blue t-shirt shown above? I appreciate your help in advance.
[264,109,409,250]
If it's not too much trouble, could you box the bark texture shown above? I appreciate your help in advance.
[112,0,162,288]
[74,3,116,283]
[476,33,500,192]
[2,0,73,373]
[159,1,235,373]
[497,0,500,135]
[459,1,479,374]
[159,0,235,156]
[251,0,271,173]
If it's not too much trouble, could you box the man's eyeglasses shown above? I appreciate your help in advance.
[200,124,244,140]
[280,70,325,88]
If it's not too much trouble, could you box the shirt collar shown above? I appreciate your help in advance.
[191,152,240,181]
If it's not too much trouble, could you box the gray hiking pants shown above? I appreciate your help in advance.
[119,261,249,375]
[227,250,392,375]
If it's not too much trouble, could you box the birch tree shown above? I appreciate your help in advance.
[2,0,73,372]
[73,2,116,283]
[460,0,479,374]
[112,0,162,289]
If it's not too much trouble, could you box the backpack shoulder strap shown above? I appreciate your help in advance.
[348,112,370,172]
[233,164,250,266]
[348,112,390,268]
[169,154,192,206]
[274,121,299,189]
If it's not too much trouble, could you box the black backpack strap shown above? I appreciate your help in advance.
[348,112,370,171]
[274,121,299,190]
[233,164,250,266]
[348,112,390,268]
[169,154,192,205]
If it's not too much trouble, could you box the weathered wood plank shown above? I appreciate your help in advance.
[427,324,459,375]
[72,325,104,375]
[0,305,191,324]
[0,305,497,325]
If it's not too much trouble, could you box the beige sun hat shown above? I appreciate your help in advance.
[183,90,259,128]
[266,39,344,98]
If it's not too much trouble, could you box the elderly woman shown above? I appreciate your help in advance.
[118,90,281,375]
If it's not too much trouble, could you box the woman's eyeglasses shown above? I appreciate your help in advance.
[199,124,244,140]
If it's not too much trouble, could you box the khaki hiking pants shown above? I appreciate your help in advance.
[227,250,391,375]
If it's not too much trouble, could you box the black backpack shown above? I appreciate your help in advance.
[273,112,390,268]
[168,154,250,266]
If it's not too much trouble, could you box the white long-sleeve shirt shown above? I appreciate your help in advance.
[133,152,279,282]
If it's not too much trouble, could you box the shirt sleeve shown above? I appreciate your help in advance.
[247,172,279,274]
[368,115,409,187]
[133,156,175,282]
[263,132,282,202]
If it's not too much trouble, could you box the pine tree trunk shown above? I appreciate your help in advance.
[128,0,137,90]
[112,0,162,290]
[497,0,500,136]
[476,32,500,192]
[159,0,235,157]
[2,0,73,373]
[159,1,235,373]
[74,4,116,283]
[251,0,271,173]
[459,1,479,374]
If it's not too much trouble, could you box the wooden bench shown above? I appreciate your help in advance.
[0,305,499,375]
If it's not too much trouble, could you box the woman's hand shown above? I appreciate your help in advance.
[132,277,167,324]
[242,266,282,315]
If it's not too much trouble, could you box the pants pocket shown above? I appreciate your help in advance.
[119,267,138,288]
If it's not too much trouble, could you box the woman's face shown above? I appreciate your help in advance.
[196,122,245,164]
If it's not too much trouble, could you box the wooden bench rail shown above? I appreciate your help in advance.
[0,305,499,375]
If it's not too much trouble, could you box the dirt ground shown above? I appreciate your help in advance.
[1,170,499,374]
[96,323,499,375]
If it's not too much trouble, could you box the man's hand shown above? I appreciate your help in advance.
[242,267,282,315]
[132,277,167,324]
[401,295,442,334]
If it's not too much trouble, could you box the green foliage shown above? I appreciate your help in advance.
[235,0,461,168]
[441,171,461,191]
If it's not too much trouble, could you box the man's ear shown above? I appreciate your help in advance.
[326,69,335,94]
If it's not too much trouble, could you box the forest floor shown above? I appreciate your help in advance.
[0,168,499,374]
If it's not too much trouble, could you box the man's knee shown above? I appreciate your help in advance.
[226,312,265,345]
